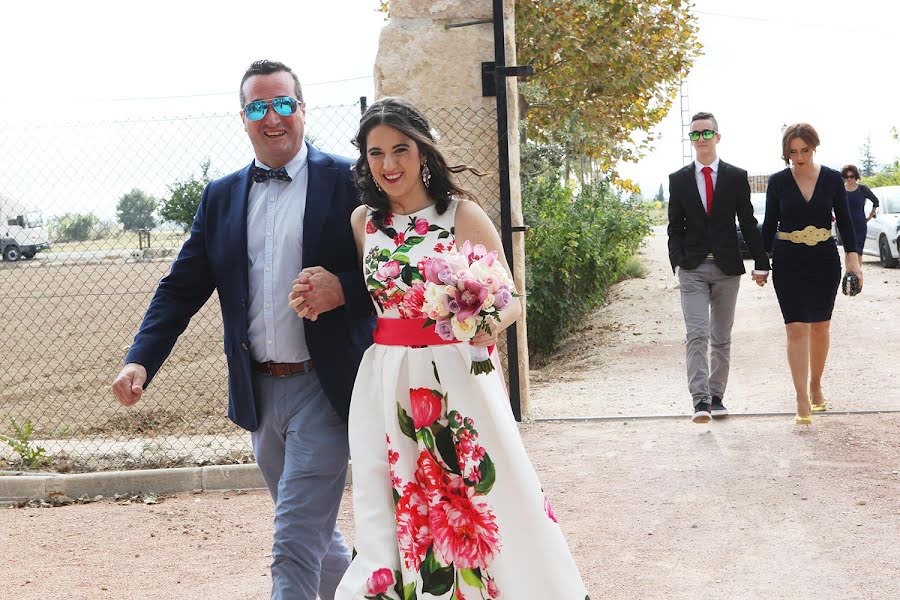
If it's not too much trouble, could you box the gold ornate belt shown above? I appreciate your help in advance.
[776,226,832,246]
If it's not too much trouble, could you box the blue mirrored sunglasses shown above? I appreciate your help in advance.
[243,96,299,121]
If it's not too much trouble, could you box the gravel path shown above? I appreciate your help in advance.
[4,228,899,599]
[3,415,899,599]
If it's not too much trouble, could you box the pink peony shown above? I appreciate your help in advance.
[366,568,394,595]
[415,449,449,498]
[410,388,443,429]
[415,218,430,235]
[417,257,431,278]
[454,279,489,321]
[396,482,433,571]
[398,283,426,319]
[376,260,401,281]
[393,232,406,246]
[430,477,501,569]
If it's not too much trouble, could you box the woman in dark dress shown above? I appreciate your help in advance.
[840,164,880,269]
[761,123,863,425]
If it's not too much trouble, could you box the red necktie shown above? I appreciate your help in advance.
[701,166,714,216]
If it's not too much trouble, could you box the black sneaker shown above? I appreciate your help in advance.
[710,397,728,418]
[692,402,712,423]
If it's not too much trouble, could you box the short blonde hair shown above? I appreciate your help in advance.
[781,123,820,165]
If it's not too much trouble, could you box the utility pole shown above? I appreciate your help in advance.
[680,79,692,166]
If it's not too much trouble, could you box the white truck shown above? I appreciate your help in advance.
[1,194,51,261]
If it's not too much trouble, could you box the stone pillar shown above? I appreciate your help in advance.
[375,0,530,415]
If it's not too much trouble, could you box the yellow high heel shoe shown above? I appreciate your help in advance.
[810,401,828,412]
[795,414,812,426]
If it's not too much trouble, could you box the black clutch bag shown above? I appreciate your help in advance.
[842,273,861,296]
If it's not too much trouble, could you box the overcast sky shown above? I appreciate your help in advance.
[1,0,897,216]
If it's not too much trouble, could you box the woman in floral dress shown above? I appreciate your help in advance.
[330,97,588,599]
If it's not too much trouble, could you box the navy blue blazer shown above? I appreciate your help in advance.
[125,143,375,430]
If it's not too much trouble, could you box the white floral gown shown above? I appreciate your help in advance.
[336,200,588,600]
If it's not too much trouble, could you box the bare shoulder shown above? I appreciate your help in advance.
[351,204,369,228]
[453,198,491,226]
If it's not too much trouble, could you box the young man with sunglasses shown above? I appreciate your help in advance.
[112,60,374,599]
[667,111,770,423]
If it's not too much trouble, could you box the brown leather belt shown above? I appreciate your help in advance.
[252,360,314,377]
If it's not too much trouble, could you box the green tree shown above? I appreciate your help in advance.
[655,183,665,203]
[160,160,213,232]
[49,213,99,242]
[116,188,158,232]
[859,136,877,177]
[861,163,900,188]
[516,0,702,189]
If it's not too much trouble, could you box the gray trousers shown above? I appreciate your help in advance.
[250,369,351,600]
[678,260,741,407]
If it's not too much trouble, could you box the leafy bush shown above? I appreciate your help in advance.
[49,212,100,242]
[862,161,900,187]
[523,177,650,361]
[160,160,212,232]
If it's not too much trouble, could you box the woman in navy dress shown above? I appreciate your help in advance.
[761,123,863,424]
[841,164,880,269]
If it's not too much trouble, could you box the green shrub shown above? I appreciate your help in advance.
[49,213,100,242]
[523,177,650,361]
[622,255,648,280]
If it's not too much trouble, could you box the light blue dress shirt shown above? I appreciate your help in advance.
[246,145,310,363]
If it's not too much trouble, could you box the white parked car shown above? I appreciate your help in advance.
[864,185,900,268]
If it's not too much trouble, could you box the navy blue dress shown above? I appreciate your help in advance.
[762,167,856,324]
[846,185,880,255]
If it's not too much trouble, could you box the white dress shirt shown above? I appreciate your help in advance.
[689,157,768,276]
[246,145,311,363]
[694,157,719,215]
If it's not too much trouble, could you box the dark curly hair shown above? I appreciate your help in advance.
[352,97,483,234]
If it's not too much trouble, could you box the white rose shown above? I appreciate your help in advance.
[469,260,492,283]
[450,316,478,341]
[483,293,495,309]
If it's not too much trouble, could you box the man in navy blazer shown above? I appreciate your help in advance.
[111,60,374,599]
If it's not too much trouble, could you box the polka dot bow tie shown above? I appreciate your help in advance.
[251,166,292,183]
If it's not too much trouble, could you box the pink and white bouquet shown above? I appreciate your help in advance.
[420,240,516,375]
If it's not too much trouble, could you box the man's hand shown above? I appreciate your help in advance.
[111,363,147,407]
[751,272,768,287]
[288,267,345,321]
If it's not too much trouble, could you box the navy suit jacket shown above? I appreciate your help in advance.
[125,143,375,430]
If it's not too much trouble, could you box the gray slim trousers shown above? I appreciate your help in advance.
[678,260,741,407]
[250,369,352,600]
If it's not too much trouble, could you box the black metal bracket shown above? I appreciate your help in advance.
[510,225,529,233]
[481,62,534,97]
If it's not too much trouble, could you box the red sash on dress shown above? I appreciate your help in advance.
[373,318,459,346]
[373,318,495,356]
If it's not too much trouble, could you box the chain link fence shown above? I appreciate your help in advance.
[0,101,501,472]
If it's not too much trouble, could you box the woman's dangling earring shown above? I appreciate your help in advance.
[370,174,383,193]
[421,162,431,188]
